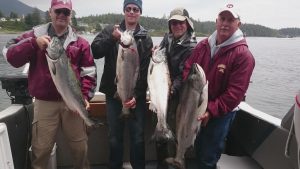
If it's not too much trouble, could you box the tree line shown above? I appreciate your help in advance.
[1,10,299,37]
[78,13,300,37]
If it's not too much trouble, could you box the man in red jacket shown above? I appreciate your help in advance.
[3,0,96,168]
[183,4,255,169]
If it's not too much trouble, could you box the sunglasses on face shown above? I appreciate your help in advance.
[170,20,186,26]
[125,6,140,13]
[54,9,71,16]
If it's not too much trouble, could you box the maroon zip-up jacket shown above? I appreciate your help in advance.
[183,38,255,117]
[4,23,97,101]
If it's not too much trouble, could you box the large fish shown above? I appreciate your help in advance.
[292,92,300,167]
[46,37,95,127]
[167,63,208,169]
[115,30,140,118]
[147,47,173,141]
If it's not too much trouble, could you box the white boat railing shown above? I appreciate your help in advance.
[239,101,282,127]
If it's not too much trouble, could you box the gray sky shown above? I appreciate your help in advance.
[20,0,300,29]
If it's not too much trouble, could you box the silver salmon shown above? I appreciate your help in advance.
[147,47,174,141]
[46,37,95,127]
[292,92,300,166]
[115,30,140,118]
[167,63,208,169]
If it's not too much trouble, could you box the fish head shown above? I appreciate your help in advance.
[120,31,134,48]
[46,37,64,60]
[152,47,166,63]
[188,63,207,90]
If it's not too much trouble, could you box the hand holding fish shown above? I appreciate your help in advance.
[71,99,91,116]
[36,35,51,50]
[124,97,136,109]
[46,37,95,127]
[85,99,91,111]
[197,111,211,127]
[151,45,159,53]
[169,86,177,99]
[112,25,121,41]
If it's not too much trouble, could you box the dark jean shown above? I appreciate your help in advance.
[194,111,236,169]
[106,96,146,169]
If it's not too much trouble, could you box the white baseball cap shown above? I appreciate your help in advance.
[218,4,240,20]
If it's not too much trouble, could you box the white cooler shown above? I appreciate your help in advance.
[0,123,15,169]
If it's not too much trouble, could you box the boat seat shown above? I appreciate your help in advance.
[217,154,262,169]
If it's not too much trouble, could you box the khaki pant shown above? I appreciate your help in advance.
[31,99,89,169]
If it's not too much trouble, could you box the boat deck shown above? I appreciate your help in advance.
[57,154,262,169]
[0,89,295,169]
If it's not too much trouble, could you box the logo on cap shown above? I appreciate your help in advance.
[226,4,234,8]
[58,0,70,4]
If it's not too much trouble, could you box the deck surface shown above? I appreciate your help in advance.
[57,154,262,169]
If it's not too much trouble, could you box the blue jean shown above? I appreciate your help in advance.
[194,111,236,169]
[106,96,146,169]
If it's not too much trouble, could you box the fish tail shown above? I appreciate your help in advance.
[119,107,135,119]
[149,102,157,113]
[151,125,175,142]
[85,118,95,127]
[165,157,185,169]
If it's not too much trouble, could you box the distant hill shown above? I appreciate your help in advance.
[79,14,300,37]
[0,0,44,17]
[1,2,299,38]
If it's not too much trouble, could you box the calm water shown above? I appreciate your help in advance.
[0,34,300,119]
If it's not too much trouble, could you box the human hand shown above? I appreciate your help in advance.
[112,25,121,41]
[36,35,51,50]
[152,45,159,53]
[71,99,90,116]
[197,111,211,127]
[124,97,136,109]
[85,99,91,111]
[169,86,177,100]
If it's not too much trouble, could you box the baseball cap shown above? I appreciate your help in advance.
[218,4,240,19]
[51,0,72,10]
[168,7,194,31]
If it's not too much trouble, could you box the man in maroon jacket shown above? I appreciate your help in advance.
[3,0,96,168]
[183,4,255,169]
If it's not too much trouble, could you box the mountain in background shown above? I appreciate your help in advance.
[1,0,299,37]
[79,14,300,37]
[0,0,44,17]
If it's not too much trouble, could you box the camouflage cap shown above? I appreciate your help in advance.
[168,7,194,31]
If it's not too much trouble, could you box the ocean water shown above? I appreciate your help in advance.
[1,34,300,119]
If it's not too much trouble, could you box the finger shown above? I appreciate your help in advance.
[85,100,90,111]
[45,35,51,41]
[124,104,131,108]
[114,25,120,29]
[113,25,121,33]
[43,43,48,49]
[37,39,47,50]
[152,46,158,52]
[86,105,90,111]
[202,119,208,127]
[197,116,202,121]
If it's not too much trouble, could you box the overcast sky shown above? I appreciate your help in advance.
[20,0,300,29]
